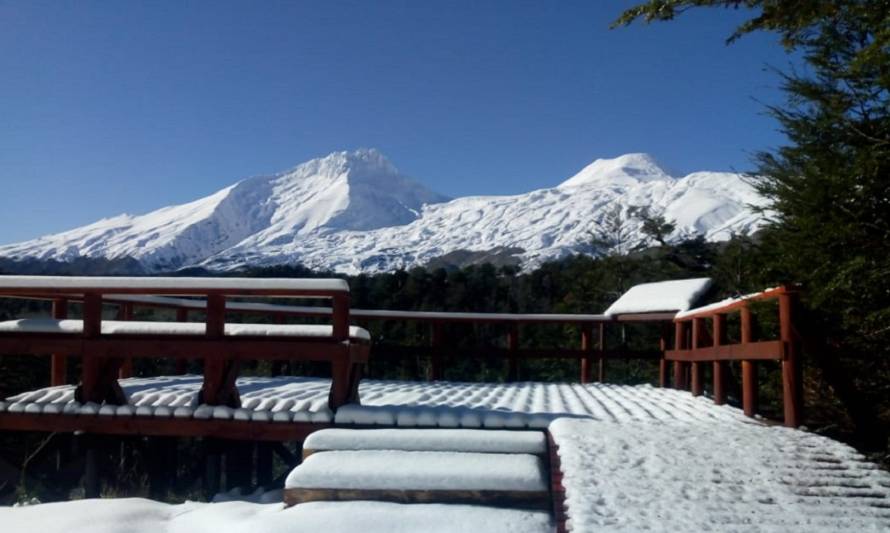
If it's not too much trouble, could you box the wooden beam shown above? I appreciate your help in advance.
[663,340,785,361]
[79,292,105,403]
[712,314,727,405]
[507,325,520,381]
[658,323,670,388]
[580,325,593,384]
[429,323,443,381]
[50,298,68,386]
[117,303,134,379]
[175,308,189,375]
[779,290,802,427]
[740,304,758,418]
[0,412,327,441]
[690,318,704,396]
[673,321,686,389]
[283,487,551,511]
[597,323,606,383]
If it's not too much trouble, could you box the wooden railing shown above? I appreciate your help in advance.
[0,276,804,427]
[0,276,368,410]
[665,286,802,427]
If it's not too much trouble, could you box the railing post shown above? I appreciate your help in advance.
[740,304,758,417]
[331,293,349,342]
[507,324,520,381]
[175,308,189,375]
[658,322,670,387]
[673,321,686,389]
[690,317,704,396]
[429,322,443,381]
[580,324,593,384]
[79,292,103,403]
[201,294,227,406]
[50,298,68,386]
[597,322,606,382]
[117,303,134,379]
[779,289,802,427]
[712,314,727,405]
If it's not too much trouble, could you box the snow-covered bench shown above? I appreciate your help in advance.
[0,275,369,410]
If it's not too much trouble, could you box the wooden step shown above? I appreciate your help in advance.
[284,449,549,510]
[302,428,547,459]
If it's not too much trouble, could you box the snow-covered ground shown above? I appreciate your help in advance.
[0,149,767,273]
[0,499,554,533]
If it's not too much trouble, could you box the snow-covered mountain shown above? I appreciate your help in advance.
[0,149,766,274]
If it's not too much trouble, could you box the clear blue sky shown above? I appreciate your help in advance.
[0,0,797,244]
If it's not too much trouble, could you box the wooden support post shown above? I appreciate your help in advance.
[201,295,229,406]
[331,293,349,342]
[225,441,253,492]
[597,323,606,383]
[740,304,758,417]
[779,289,802,427]
[507,325,519,382]
[429,323,443,381]
[83,435,100,498]
[690,318,704,396]
[712,314,727,405]
[580,325,593,384]
[673,321,686,389]
[117,303,134,379]
[79,292,104,404]
[204,438,222,500]
[51,298,68,386]
[256,442,274,489]
[147,437,175,500]
[175,308,189,375]
[658,322,670,388]
[328,358,350,410]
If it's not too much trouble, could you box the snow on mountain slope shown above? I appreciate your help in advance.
[0,149,767,274]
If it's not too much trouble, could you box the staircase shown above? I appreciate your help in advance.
[284,428,553,512]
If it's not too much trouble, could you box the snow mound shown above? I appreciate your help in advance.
[0,499,553,533]
[603,277,713,316]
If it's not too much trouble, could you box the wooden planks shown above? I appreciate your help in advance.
[283,487,551,510]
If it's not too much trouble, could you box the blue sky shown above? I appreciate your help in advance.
[0,1,797,244]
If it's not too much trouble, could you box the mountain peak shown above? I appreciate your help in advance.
[558,153,672,188]
[283,148,399,181]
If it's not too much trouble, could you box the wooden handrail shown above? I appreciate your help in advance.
[668,285,802,427]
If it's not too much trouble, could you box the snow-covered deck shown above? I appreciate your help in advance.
[3,377,890,531]
[2,376,754,427]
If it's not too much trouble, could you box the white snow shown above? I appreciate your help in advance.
[3,378,757,428]
[674,287,780,319]
[3,375,334,422]
[0,499,553,533]
[285,450,547,492]
[549,417,890,532]
[603,277,713,316]
[0,275,348,293]
[68,295,609,323]
[3,376,890,532]
[0,318,370,340]
[0,150,768,274]
[303,428,546,455]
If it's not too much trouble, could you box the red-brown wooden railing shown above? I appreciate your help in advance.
[665,286,802,427]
